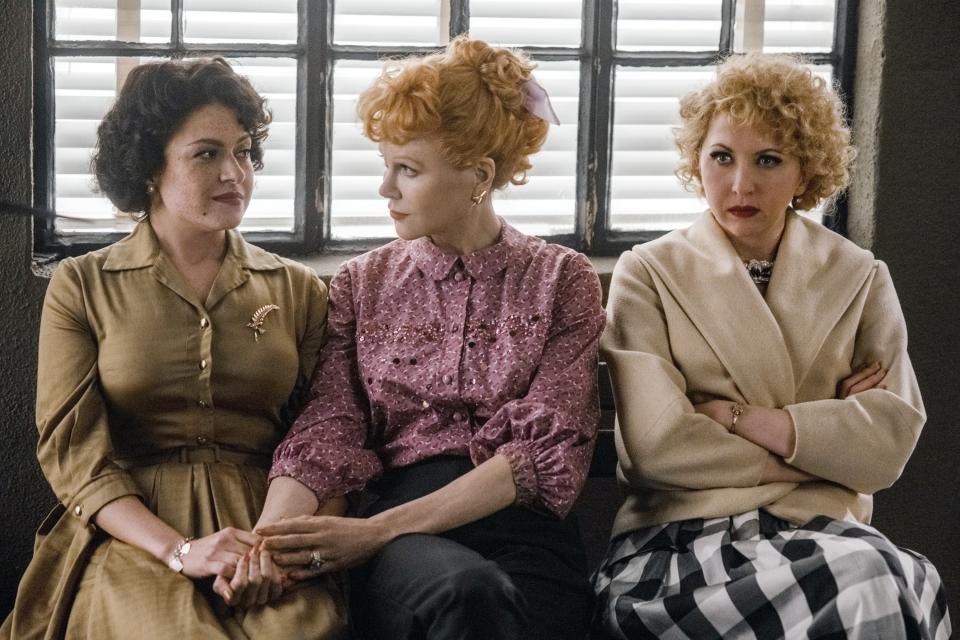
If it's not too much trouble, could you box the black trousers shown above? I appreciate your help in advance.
[349,457,593,640]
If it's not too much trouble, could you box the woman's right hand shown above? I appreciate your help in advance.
[178,527,259,580]
[211,541,286,608]
[837,361,886,399]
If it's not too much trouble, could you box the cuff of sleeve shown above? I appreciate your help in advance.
[783,406,801,464]
[71,473,144,528]
[496,441,539,507]
[783,403,812,468]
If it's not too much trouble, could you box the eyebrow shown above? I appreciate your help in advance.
[707,143,783,154]
[388,155,424,166]
[187,135,252,147]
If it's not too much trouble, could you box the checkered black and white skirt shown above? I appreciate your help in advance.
[593,510,951,639]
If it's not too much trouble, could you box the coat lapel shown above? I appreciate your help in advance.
[638,211,796,407]
[637,210,876,407]
[765,211,875,390]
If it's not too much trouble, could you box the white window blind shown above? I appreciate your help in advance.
[609,67,714,232]
[334,0,444,46]
[54,0,171,42]
[469,0,582,48]
[617,0,723,52]
[763,0,835,52]
[183,0,297,44]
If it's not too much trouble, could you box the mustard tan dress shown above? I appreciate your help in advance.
[1,222,346,640]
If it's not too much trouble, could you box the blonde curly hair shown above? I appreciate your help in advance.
[357,36,549,190]
[674,53,856,211]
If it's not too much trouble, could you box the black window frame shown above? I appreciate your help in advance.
[34,0,858,257]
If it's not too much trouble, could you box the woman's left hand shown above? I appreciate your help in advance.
[257,515,391,579]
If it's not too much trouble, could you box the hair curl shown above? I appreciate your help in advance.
[93,57,271,215]
[357,36,549,189]
[674,53,855,211]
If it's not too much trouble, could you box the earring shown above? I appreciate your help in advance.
[146,183,156,195]
[470,190,488,207]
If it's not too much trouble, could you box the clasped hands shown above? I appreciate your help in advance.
[177,515,388,608]
[173,527,284,608]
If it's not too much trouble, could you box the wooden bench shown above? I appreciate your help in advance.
[589,361,617,478]
[574,361,620,567]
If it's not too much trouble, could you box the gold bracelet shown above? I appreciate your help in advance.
[729,402,745,434]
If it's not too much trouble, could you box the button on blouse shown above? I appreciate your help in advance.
[270,222,605,518]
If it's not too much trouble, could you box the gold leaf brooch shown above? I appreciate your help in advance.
[247,304,280,342]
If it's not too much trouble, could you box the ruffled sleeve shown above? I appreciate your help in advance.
[269,263,383,503]
[469,252,605,518]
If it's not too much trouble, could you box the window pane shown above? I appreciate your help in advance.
[183,0,297,44]
[330,60,390,239]
[617,0,722,52]
[495,60,578,235]
[763,0,835,52]
[329,59,578,240]
[469,0,582,47]
[230,58,298,232]
[53,56,296,234]
[608,67,713,232]
[334,0,443,46]
[54,0,171,43]
[55,56,137,232]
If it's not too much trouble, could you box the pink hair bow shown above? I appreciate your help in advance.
[522,77,561,125]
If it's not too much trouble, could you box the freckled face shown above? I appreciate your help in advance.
[699,112,806,248]
[150,102,255,233]
[377,137,476,242]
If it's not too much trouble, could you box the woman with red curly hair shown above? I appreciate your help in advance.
[595,53,950,639]
[254,37,604,639]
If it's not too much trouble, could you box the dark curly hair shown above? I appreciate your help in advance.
[93,57,271,216]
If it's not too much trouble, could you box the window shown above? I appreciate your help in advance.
[37,0,856,256]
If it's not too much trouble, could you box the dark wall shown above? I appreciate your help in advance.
[1,0,959,621]
[0,1,53,616]
[863,0,960,618]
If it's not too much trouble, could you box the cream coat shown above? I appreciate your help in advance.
[603,210,925,537]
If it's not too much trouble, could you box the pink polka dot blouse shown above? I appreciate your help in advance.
[270,222,605,518]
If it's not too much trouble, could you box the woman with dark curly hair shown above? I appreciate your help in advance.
[594,53,950,639]
[1,58,346,639]
[252,37,605,640]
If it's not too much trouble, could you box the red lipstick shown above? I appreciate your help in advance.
[727,206,760,218]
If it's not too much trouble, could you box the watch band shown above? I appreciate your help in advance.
[168,537,193,573]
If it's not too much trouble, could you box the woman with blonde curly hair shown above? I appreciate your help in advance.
[251,37,604,639]
[594,54,950,638]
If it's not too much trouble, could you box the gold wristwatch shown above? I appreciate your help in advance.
[168,537,193,573]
